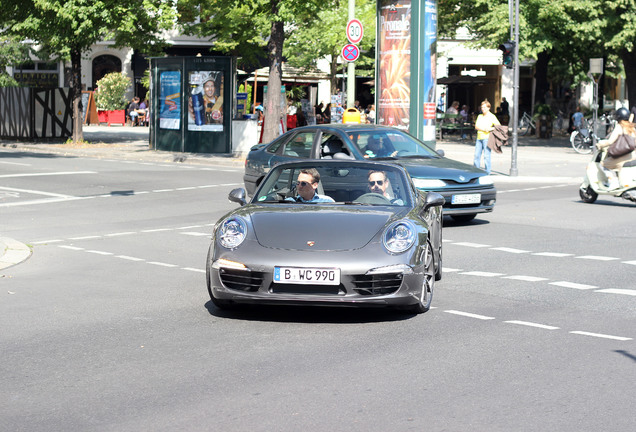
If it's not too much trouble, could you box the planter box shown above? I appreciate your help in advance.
[97,110,126,126]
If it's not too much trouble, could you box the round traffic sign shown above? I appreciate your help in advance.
[341,44,360,62]
[346,19,364,44]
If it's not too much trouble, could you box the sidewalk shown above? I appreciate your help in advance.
[1,125,587,270]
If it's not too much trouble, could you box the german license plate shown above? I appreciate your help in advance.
[451,193,481,204]
[274,267,340,285]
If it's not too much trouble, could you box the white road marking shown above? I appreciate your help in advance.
[0,160,31,166]
[177,225,204,229]
[569,331,632,341]
[549,281,597,290]
[444,310,496,320]
[152,189,174,193]
[622,260,636,266]
[86,250,113,256]
[116,255,145,261]
[176,187,198,191]
[453,242,491,248]
[595,289,636,296]
[69,235,101,240]
[502,275,549,282]
[141,228,172,233]
[504,320,560,330]
[31,239,63,244]
[0,186,74,198]
[183,268,206,273]
[181,232,210,237]
[442,267,462,273]
[576,255,619,261]
[532,252,574,257]
[460,271,505,277]
[58,245,84,251]
[0,171,96,178]
[105,232,136,237]
[490,247,530,254]
[148,262,178,268]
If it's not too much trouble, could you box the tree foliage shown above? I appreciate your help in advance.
[283,0,376,94]
[0,36,31,87]
[438,0,636,107]
[0,0,178,142]
[180,0,323,143]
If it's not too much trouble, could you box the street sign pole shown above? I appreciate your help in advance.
[347,0,356,109]
[510,0,520,176]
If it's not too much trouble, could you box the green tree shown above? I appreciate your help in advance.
[437,0,635,107]
[283,0,376,95]
[0,36,32,87]
[181,0,322,143]
[0,0,177,143]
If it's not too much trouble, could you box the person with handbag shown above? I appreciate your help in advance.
[595,107,636,188]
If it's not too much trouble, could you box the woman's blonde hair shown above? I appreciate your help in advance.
[480,99,491,109]
[620,120,635,135]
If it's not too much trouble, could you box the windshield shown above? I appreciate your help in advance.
[254,164,412,207]
[348,130,439,159]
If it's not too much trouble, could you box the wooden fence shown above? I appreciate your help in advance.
[0,87,73,140]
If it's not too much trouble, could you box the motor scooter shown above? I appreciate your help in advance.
[579,147,636,204]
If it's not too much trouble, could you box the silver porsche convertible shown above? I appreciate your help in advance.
[206,160,445,314]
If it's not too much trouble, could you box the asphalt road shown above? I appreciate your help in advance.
[1,137,635,431]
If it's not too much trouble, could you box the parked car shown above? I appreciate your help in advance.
[244,124,496,223]
[207,160,445,313]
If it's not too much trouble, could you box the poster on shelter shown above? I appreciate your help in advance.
[159,71,181,130]
[187,71,224,132]
[423,0,437,141]
[378,0,411,130]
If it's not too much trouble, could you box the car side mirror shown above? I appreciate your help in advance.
[436,149,445,157]
[423,191,445,211]
[228,188,247,206]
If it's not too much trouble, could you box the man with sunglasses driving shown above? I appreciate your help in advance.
[367,170,404,205]
[286,168,335,203]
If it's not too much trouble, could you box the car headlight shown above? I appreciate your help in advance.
[412,178,447,189]
[478,175,494,185]
[218,217,247,249]
[383,221,417,254]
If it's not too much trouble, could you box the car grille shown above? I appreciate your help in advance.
[352,273,403,295]
[269,284,346,295]
[219,268,263,292]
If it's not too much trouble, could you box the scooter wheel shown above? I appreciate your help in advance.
[579,186,598,203]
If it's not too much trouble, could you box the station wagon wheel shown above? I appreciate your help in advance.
[407,239,434,314]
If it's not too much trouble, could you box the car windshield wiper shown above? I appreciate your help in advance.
[399,154,434,159]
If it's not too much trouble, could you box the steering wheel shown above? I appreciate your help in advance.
[353,193,392,205]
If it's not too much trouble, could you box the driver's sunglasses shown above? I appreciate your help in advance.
[297,181,313,188]
[368,180,384,186]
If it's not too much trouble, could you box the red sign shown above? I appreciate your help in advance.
[341,44,360,62]
[423,102,436,120]
[346,19,364,44]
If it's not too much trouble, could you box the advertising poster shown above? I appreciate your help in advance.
[188,71,224,132]
[159,71,181,130]
[423,0,438,141]
[378,0,411,130]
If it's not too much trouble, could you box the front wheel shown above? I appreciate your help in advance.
[406,240,435,314]
[579,186,598,203]
[571,131,592,154]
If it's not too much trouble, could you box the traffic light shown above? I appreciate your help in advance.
[499,41,515,69]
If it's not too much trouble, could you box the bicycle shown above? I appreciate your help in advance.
[518,112,536,136]
[570,114,615,154]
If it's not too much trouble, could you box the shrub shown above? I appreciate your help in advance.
[96,72,131,110]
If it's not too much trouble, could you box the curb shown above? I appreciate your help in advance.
[0,238,32,270]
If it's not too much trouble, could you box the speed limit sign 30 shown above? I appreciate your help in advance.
[346,19,364,45]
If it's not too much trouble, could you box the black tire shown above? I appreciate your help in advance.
[579,186,598,203]
[406,240,435,314]
[450,214,476,223]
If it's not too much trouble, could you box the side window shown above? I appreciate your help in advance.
[283,132,314,158]
[320,133,349,158]
[266,135,286,154]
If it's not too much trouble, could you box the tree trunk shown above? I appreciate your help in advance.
[329,51,339,95]
[262,8,284,144]
[534,51,551,106]
[70,47,83,143]
[622,49,636,111]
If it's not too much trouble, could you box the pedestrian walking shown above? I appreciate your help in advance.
[473,99,500,174]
